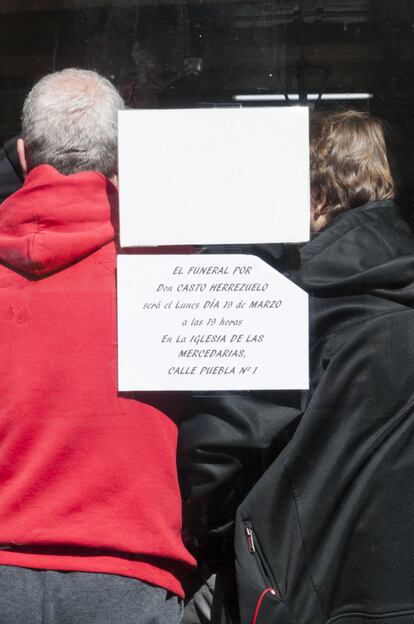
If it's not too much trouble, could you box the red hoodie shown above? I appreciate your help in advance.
[0,165,195,597]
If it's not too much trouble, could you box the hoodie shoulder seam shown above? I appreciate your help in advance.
[364,221,397,257]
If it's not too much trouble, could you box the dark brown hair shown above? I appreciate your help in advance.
[310,110,395,221]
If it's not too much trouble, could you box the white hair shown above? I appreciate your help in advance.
[22,68,125,176]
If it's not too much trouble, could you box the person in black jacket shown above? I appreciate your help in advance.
[180,111,414,624]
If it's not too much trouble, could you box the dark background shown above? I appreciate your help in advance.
[1,0,413,181]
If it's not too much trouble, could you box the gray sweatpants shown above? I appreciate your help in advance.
[0,565,183,624]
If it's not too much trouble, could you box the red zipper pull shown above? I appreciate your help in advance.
[252,588,277,624]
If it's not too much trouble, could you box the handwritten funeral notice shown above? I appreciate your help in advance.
[117,255,308,392]
[118,106,310,247]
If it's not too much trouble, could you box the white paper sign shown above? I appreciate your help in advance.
[118,107,310,247]
[117,254,308,391]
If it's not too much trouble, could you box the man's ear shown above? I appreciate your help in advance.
[16,138,28,178]
[310,185,328,232]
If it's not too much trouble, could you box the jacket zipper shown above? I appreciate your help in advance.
[246,527,256,553]
[244,524,281,598]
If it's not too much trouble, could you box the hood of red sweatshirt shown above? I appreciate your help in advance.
[0,164,116,277]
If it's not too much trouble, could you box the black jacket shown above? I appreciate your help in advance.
[180,201,414,624]
[0,137,22,203]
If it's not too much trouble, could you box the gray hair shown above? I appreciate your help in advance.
[22,68,124,176]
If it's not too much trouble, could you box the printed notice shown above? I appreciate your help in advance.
[118,107,310,247]
[117,254,308,391]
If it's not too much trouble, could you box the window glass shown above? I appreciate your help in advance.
[1,1,413,191]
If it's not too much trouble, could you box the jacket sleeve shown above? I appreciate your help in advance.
[178,391,303,564]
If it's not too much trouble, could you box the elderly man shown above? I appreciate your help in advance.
[0,69,194,624]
